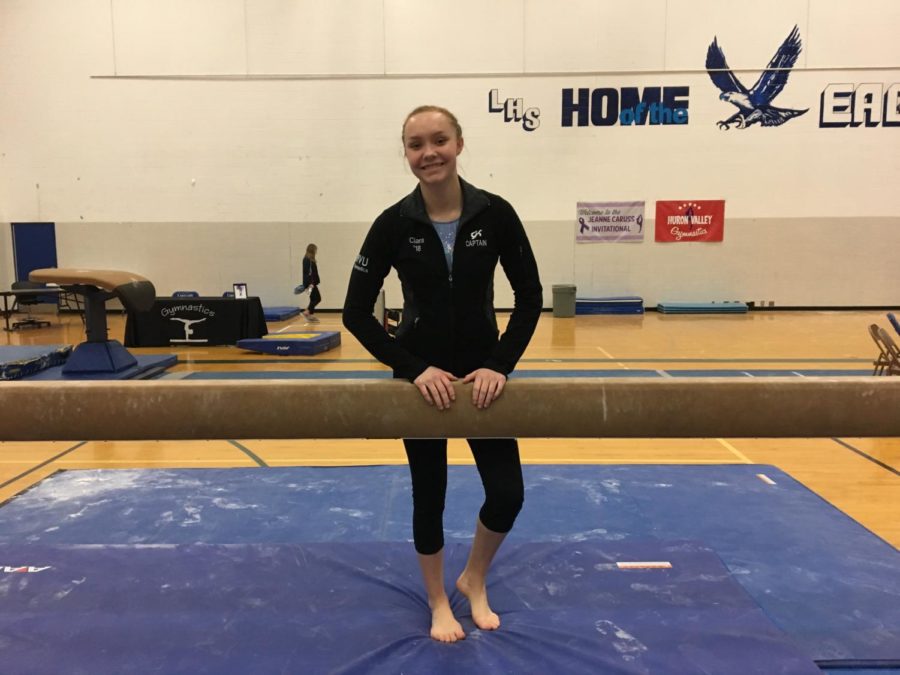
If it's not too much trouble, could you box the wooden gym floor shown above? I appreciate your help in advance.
[1,309,898,548]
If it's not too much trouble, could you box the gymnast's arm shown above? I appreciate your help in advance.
[342,214,429,381]
[302,256,315,288]
[483,199,543,376]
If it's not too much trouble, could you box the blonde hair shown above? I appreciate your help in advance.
[305,243,317,261]
[401,105,463,143]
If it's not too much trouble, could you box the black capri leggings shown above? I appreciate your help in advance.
[403,437,524,555]
[307,286,321,313]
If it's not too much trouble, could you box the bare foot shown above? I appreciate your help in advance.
[456,574,500,630]
[429,598,466,643]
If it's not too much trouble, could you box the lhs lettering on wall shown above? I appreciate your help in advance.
[819,83,900,127]
[488,89,540,131]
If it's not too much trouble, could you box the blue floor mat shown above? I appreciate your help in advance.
[22,354,177,380]
[667,369,872,377]
[0,540,818,674]
[1,464,897,665]
[180,368,869,380]
[181,369,664,379]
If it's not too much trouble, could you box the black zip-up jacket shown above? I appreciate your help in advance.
[302,257,319,287]
[343,178,543,381]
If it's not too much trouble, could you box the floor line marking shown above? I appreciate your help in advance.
[0,441,87,490]
[228,440,269,467]
[831,438,900,477]
[717,439,753,464]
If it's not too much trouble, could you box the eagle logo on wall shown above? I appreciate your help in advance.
[706,25,808,129]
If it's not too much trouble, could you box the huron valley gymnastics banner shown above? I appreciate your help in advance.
[576,201,645,243]
[655,200,726,242]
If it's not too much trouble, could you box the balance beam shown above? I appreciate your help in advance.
[1,378,898,441]
[29,268,155,314]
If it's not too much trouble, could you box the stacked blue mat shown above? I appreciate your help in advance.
[0,345,72,380]
[575,296,644,315]
[262,306,302,321]
[657,301,749,314]
[237,331,340,355]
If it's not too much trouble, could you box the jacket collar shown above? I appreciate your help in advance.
[400,177,490,228]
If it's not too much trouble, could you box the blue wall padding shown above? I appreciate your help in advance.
[0,540,819,674]
[1,464,898,664]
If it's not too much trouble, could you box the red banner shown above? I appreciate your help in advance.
[655,200,725,242]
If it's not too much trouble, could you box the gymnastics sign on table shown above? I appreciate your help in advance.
[655,200,726,242]
[576,201,645,243]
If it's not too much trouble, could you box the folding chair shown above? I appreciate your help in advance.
[877,325,900,376]
[11,281,52,329]
[869,324,892,375]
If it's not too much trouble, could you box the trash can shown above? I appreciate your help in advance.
[552,284,576,318]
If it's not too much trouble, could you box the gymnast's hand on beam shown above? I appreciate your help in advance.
[462,368,507,410]
[413,366,458,411]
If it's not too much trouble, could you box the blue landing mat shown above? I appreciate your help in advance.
[262,305,301,321]
[1,464,898,665]
[237,331,341,355]
[22,353,177,380]
[0,540,818,674]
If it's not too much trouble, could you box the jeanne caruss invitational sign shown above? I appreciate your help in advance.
[655,200,725,242]
[576,202,645,243]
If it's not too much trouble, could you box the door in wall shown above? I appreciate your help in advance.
[12,222,58,302]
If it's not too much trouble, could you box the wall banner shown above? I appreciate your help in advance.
[655,200,725,242]
[576,201,645,243]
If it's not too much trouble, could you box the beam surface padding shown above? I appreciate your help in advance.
[2,377,899,441]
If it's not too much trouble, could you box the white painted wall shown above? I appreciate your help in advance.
[1,0,898,308]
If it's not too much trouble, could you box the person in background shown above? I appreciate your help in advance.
[301,243,320,322]
[342,105,543,642]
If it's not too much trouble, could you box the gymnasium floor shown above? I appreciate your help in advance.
[2,308,897,550]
